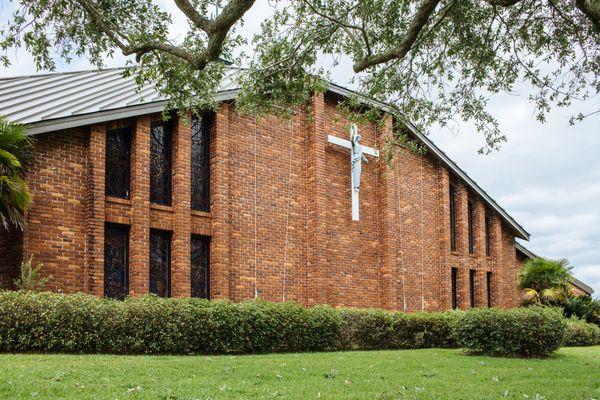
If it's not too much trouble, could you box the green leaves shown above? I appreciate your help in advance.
[0,116,34,231]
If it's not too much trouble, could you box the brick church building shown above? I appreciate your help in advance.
[0,67,534,311]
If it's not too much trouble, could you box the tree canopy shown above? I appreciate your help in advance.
[1,0,599,152]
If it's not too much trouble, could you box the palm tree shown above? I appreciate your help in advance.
[0,116,33,230]
[518,257,573,306]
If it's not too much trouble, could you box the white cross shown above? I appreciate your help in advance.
[328,124,379,221]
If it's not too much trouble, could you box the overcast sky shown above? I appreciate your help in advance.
[1,1,598,294]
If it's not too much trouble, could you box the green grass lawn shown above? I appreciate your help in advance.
[0,347,598,400]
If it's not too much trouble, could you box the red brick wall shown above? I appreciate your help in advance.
[0,92,525,310]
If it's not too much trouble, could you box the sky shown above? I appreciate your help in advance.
[1,1,599,294]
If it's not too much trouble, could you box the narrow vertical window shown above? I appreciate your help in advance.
[468,200,474,254]
[469,269,476,308]
[104,223,129,300]
[105,127,131,198]
[485,215,491,257]
[150,229,171,297]
[191,235,210,298]
[451,267,458,309]
[449,184,457,252]
[487,271,492,307]
[150,121,172,206]
[191,115,211,212]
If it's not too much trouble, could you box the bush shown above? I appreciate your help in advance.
[563,318,600,347]
[454,306,566,357]
[0,291,571,357]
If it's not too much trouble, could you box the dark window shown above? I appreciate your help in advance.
[451,267,458,309]
[149,229,171,297]
[485,215,491,257]
[191,235,210,298]
[104,223,129,300]
[449,185,457,252]
[487,271,492,307]
[105,127,131,198]
[469,269,476,308]
[150,121,172,206]
[191,115,211,212]
[468,200,474,254]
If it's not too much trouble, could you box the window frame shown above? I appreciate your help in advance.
[190,114,211,212]
[486,271,492,307]
[103,222,129,300]
[150,120,173,206]
[449,184,457,252]
[451,267,458,309]
[467,200,475,254]
[105,127,132,199]
[469,269,476,308]
[485,214,492,257]
[149,229,172,298]
[191,234,211,299]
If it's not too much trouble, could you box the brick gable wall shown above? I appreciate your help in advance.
[0,92,524,310]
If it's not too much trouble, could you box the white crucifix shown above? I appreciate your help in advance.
[328,124,379,221]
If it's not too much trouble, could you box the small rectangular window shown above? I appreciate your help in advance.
[191,235,210,298]
[485,215,491,257]
[150,121,172,206]
[104,223,129,300]
[451,267,458,309]
[191,115,211,212]
[449,185,457,252]
[468,200,474,254]
[149,229,171,297]
[487,271,492,307]
[470,269,476,308]
[105,127,131,198]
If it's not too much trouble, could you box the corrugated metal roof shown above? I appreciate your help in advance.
[0,66,529,239]
[0,67,241,125]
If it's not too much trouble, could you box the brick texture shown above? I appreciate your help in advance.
[0,92,526,310]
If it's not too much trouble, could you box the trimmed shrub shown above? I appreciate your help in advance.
[563,318,600,347]
[0,291,570,357]
[454,306,566,357]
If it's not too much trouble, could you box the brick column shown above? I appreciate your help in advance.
[490,215,504,307]
[474,200,487,306]
[377,116,399,310]
[438,167,452,310]
[129,116,151,295]
[306,92,329,306]
[86,124,106,296]
[171,114,192,297]
[211,103,231,299]
[456,182,470,309]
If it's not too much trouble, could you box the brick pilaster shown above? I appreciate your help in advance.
[87,124,106,296]
[438,167,452,310]
[171,114,192,297]
[129,116,151,295]
[490,215,504,307]
[211,103,231,299]
[377,116,399,310]
[306,92,329,306]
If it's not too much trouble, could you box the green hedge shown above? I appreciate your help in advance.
[0,291,569,357]
[454,306,567,357]
[563,318,600,347]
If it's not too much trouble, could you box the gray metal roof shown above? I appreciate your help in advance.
[0,66,529,239]
[0,67,241,127]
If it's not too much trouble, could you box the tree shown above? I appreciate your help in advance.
[518,257,573,306]
[0,116,33,231]
[1,0,599,153]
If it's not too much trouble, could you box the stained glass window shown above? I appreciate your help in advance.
[105,127,131,198]
[191,115,211,212]
[191,235,210,298]
[451,267,458,309]
[468,200,474,254]
[104,223,129,300]
[150,121,172,206]
[486,271,492,307]
[449,185,457,252]
[485,215,491,257]
[469,269,476,308]
[150,229,171,297]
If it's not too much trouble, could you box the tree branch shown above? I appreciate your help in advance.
[574,0,600,31]
[352,0,442,72]
[173,0,211,31]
